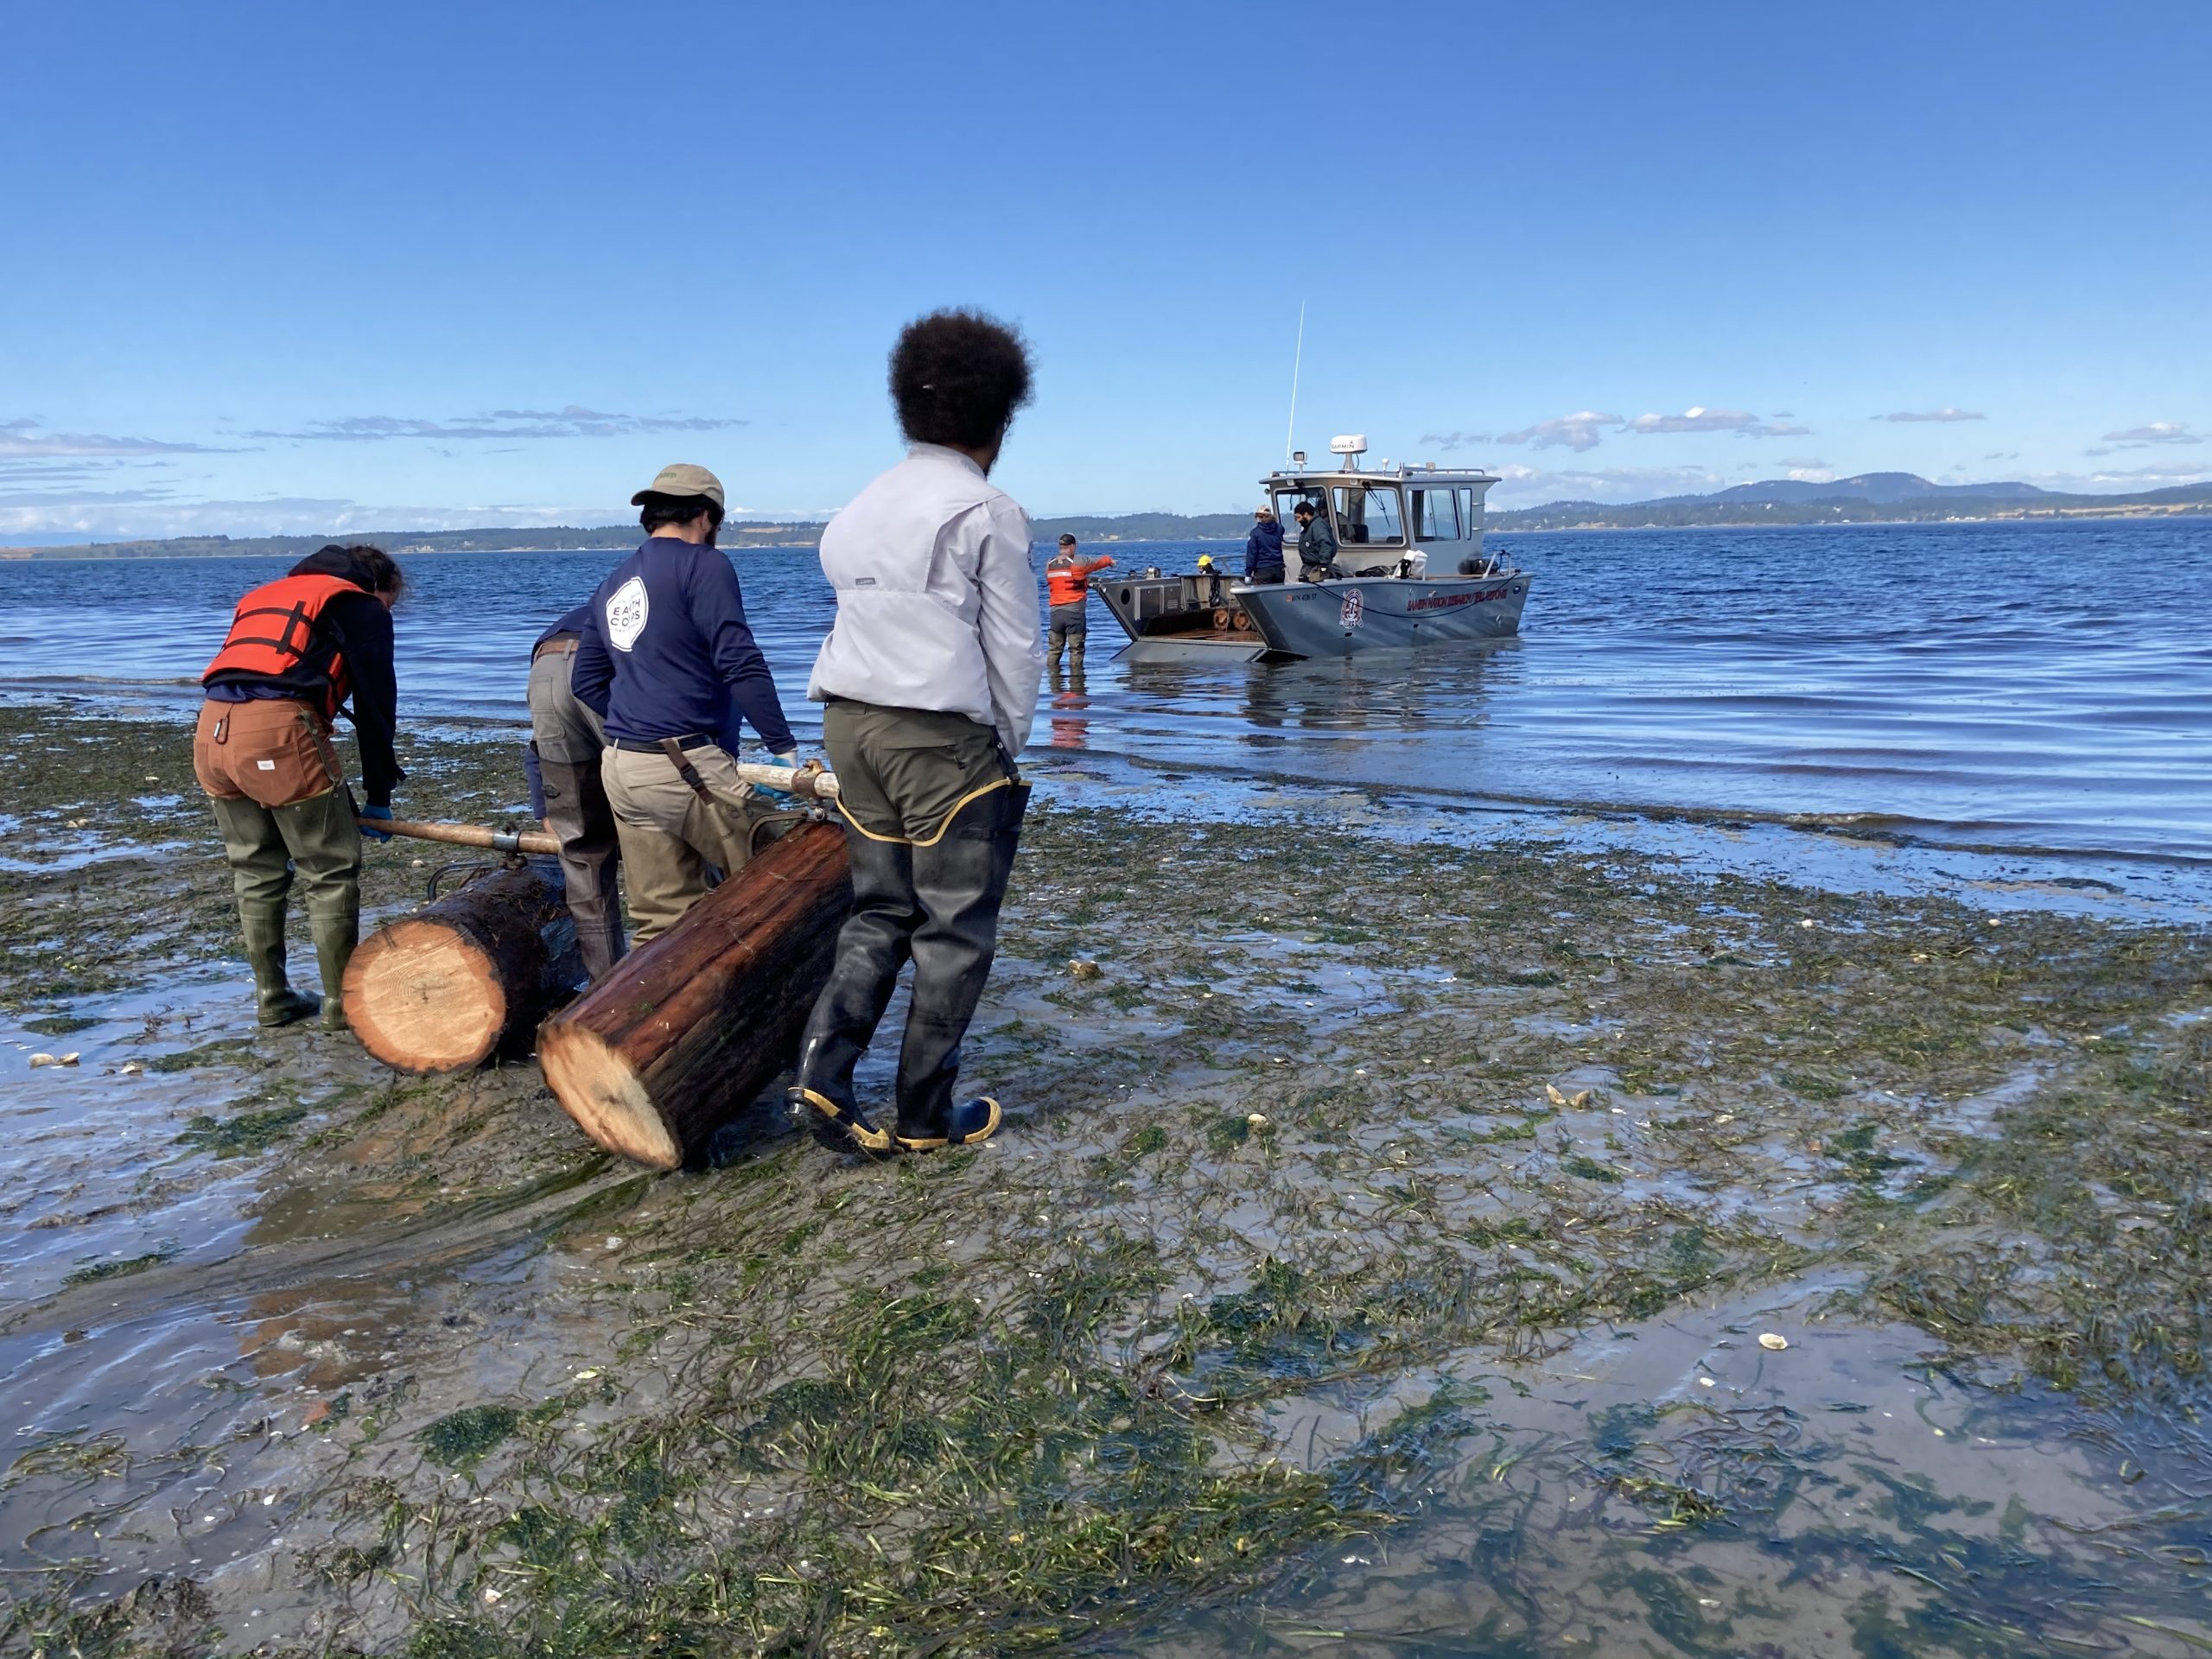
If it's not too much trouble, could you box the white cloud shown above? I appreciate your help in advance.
[1876,408,1985,423]
[2021,461,2212,493]
[2099,421,2200,446]
[1494,411,1621,452]
[1418,429,1491,451]
[1484,463,1726,507]
[251,406,749,442]
[0,418,238,457]
[0,494,632,540]
[1625,406,1808,438]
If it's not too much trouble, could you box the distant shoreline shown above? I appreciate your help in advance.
[3,505,2206,561]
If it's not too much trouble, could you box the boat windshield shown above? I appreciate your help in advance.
[1332,484,1405,547]
[1272,486,1328,528]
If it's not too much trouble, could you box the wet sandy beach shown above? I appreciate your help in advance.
[3,706,2209,1656]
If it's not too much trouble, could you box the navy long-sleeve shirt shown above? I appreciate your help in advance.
[1244,518,1286,577]
[537,603,593,648]
[571,538,796,755]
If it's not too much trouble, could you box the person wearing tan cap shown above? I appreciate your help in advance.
[570,463,805,941]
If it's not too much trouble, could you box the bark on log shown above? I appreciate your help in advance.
[537,819,853,1170]
[342,858,583,1073]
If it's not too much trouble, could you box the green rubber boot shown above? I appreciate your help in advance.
[307,897,359,1031]
[239,897,320,1027]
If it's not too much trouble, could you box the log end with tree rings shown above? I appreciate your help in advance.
[533,1026,681,1168]
[346,918,510,1071]
[537,821,854,1171]
[342,859,582,1074]
[1212,607,1233,630]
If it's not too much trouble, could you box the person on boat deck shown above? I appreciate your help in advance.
[1044,532,1113,674]
[1294,499,1338,581]
[1244,505,1286,582]
[524,604,625,981]
[193,543,404,1030]
[794,307,1044,1158]
[571,464,806,945]
[1197,551,1225,606]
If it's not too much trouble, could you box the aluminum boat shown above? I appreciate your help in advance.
[1099,435,1531,661]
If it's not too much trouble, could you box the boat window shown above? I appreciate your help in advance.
[1415,488,1461,541]
[1273,487,1328,528]
[1458,486,1479,531]
[1331,485,1404,546]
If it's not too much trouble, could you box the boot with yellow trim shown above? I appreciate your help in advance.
[788,831,917,1157]
[889,782,1028,1153]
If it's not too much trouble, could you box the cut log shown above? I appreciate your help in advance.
[537,820,853,1170]
[343,858,583,1073]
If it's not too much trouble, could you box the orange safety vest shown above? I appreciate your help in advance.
[202,572,366,718]
[1046,554,1113,607]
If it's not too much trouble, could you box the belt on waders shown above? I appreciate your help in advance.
[532,633,581,661]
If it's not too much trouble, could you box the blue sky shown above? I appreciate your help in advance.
[3,1,2207,540]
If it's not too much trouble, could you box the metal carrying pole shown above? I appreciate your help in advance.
[355,764,840,855]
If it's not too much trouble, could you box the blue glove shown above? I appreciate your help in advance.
[359,804,394,842]
[752,751,805,805]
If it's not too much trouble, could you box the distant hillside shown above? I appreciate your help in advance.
[1,511,1250,560]
[1031,512,1247,542]
[9,480,2204,560]
[1492,475,2212,531]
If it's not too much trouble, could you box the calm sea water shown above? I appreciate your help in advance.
[2,517,2205,861]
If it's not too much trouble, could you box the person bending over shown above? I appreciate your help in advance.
[194,543,404,1029]
[525,604,625,979]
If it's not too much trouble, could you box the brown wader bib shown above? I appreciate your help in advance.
[193,696,362,1027]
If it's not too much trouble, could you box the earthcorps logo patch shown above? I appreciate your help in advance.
[605,576,649,652]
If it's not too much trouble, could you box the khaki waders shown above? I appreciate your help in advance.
[601,739,787,944]
[1046,601,1088,673]
[191,697,362,1027]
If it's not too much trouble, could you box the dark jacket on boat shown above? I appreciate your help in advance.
[1244,518,1286,578]
[1296,514,1338,575]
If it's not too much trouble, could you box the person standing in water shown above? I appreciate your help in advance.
[194,543,404,1029]
[793,308,1044,1155]
[1044,532,1113,674]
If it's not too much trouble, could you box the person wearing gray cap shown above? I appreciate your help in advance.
[571,463,807,941]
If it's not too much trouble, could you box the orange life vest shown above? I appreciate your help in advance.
[202,572,366,718]
[1046,554,1113,607]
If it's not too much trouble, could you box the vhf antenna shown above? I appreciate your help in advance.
[1284,301,1306,464]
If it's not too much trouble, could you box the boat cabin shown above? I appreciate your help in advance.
[1268,437,1503,575]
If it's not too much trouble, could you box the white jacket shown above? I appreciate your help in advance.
[808,444,1045,755]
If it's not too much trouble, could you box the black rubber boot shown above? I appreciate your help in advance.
[307,894,359,1031]
[239,896,319,1027]
[790,829,918,1155]
[891,784,1028,1151]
